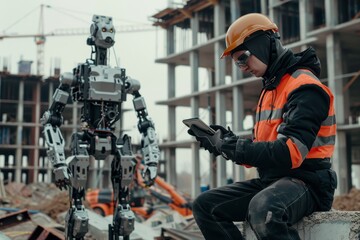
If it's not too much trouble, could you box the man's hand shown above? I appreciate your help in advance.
[188,125,224,157]
[187,123,253,164]
[53,165,71,190]
[210,125,235,140]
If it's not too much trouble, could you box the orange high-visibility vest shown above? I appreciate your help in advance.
[254,69,336,169]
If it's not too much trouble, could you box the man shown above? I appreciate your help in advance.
[188,13,337,240]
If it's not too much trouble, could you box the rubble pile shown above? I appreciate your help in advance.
[1,182,359,240]
[0,182,196,239]
[3,182,70,220]
[332,188,360,211]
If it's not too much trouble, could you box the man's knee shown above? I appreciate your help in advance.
[247,194,276,229]
[192,191,210,214]
[249,191,274,211]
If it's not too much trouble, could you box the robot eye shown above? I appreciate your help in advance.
[109,28,114,33]
[102,27,107,32]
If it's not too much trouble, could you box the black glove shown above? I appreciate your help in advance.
[210,124,235,140]
[187,125,223,157]
[221,136,252,164]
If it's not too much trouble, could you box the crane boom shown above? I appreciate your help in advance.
[0,24,156,75]
[0,25,155,39]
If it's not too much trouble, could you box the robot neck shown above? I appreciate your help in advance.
[95,46,108,65]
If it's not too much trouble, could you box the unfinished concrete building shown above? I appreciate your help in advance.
[151,0,360,197]
[0,61,85,185]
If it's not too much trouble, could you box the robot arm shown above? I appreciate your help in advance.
[40,74,75,190]
[126,78,159,186]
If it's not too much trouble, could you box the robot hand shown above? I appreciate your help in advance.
[53,165,72,190]
[141,165,157,187]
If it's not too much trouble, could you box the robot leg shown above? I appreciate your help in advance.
[109,134,136,240]
[65,152,90,239]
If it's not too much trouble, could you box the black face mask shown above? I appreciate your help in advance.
[243,32,271,66]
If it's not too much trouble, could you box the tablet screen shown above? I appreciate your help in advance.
[182,117,215,134]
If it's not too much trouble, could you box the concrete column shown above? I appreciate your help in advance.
[192,12,199,46]
[165,147,176,186]
[207,71,217,188]
[325,0,338,27]
[167,25,175,55]
[166,25,177,186]
[166,64,177,186]
[47,81,54,181]
[268,0,275,21]
[215,89,227,187]
[15,80,24,183]
[299,0,307,41]
[214,1,227,187]
[326,33,349,194]
[299,0,310,52]
[33,80,41,183]
[230,0,240,19]
[261,0,268,15]
[230,0,246,182]
[190,97,200,193]
[190,12,201,198]
[232,84,246,182]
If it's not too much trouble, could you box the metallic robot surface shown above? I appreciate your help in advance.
[40,15,160,240]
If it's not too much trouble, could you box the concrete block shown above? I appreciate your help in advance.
[242,211,360,240]
[87,211,159,240]
[0,232,11,240]
[87,210,109,239]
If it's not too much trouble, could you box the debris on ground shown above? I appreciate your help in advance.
[332,187,360,211]
[3,182,70,220]
[0,181,196,239]
[1,181,359,240]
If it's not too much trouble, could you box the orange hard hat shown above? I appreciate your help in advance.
[220,13,278,58]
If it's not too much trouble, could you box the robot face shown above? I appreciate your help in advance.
[91,15,116,48]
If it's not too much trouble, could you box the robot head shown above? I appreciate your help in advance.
[90,15,115,48]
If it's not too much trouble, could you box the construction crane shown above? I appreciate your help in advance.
[0,4,155,75]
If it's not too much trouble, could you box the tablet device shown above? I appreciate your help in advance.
[182,117,216,135]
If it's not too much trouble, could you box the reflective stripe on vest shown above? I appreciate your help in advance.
[254,69,336,168]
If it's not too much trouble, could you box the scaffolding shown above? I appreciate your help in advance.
[151,0,360,197]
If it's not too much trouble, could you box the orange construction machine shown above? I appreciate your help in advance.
[86,156,192,219]
[85,186,153,219]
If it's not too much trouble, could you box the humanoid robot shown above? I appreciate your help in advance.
[40,15,160,240]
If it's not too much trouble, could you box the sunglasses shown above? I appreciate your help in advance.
[234,50,251,67]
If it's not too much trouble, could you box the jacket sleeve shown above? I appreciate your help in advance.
[237,84,330,169]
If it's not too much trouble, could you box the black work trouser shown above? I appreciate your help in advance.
[192,177,316,240]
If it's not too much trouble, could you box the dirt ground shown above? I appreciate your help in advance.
[1,182,359,239]
[2,182,360,219]
[332,187,360,211]
[1,182,70,220]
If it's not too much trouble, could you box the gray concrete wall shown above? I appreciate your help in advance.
[242,211,360,240]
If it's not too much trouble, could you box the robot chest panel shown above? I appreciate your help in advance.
[87,65,123,102]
